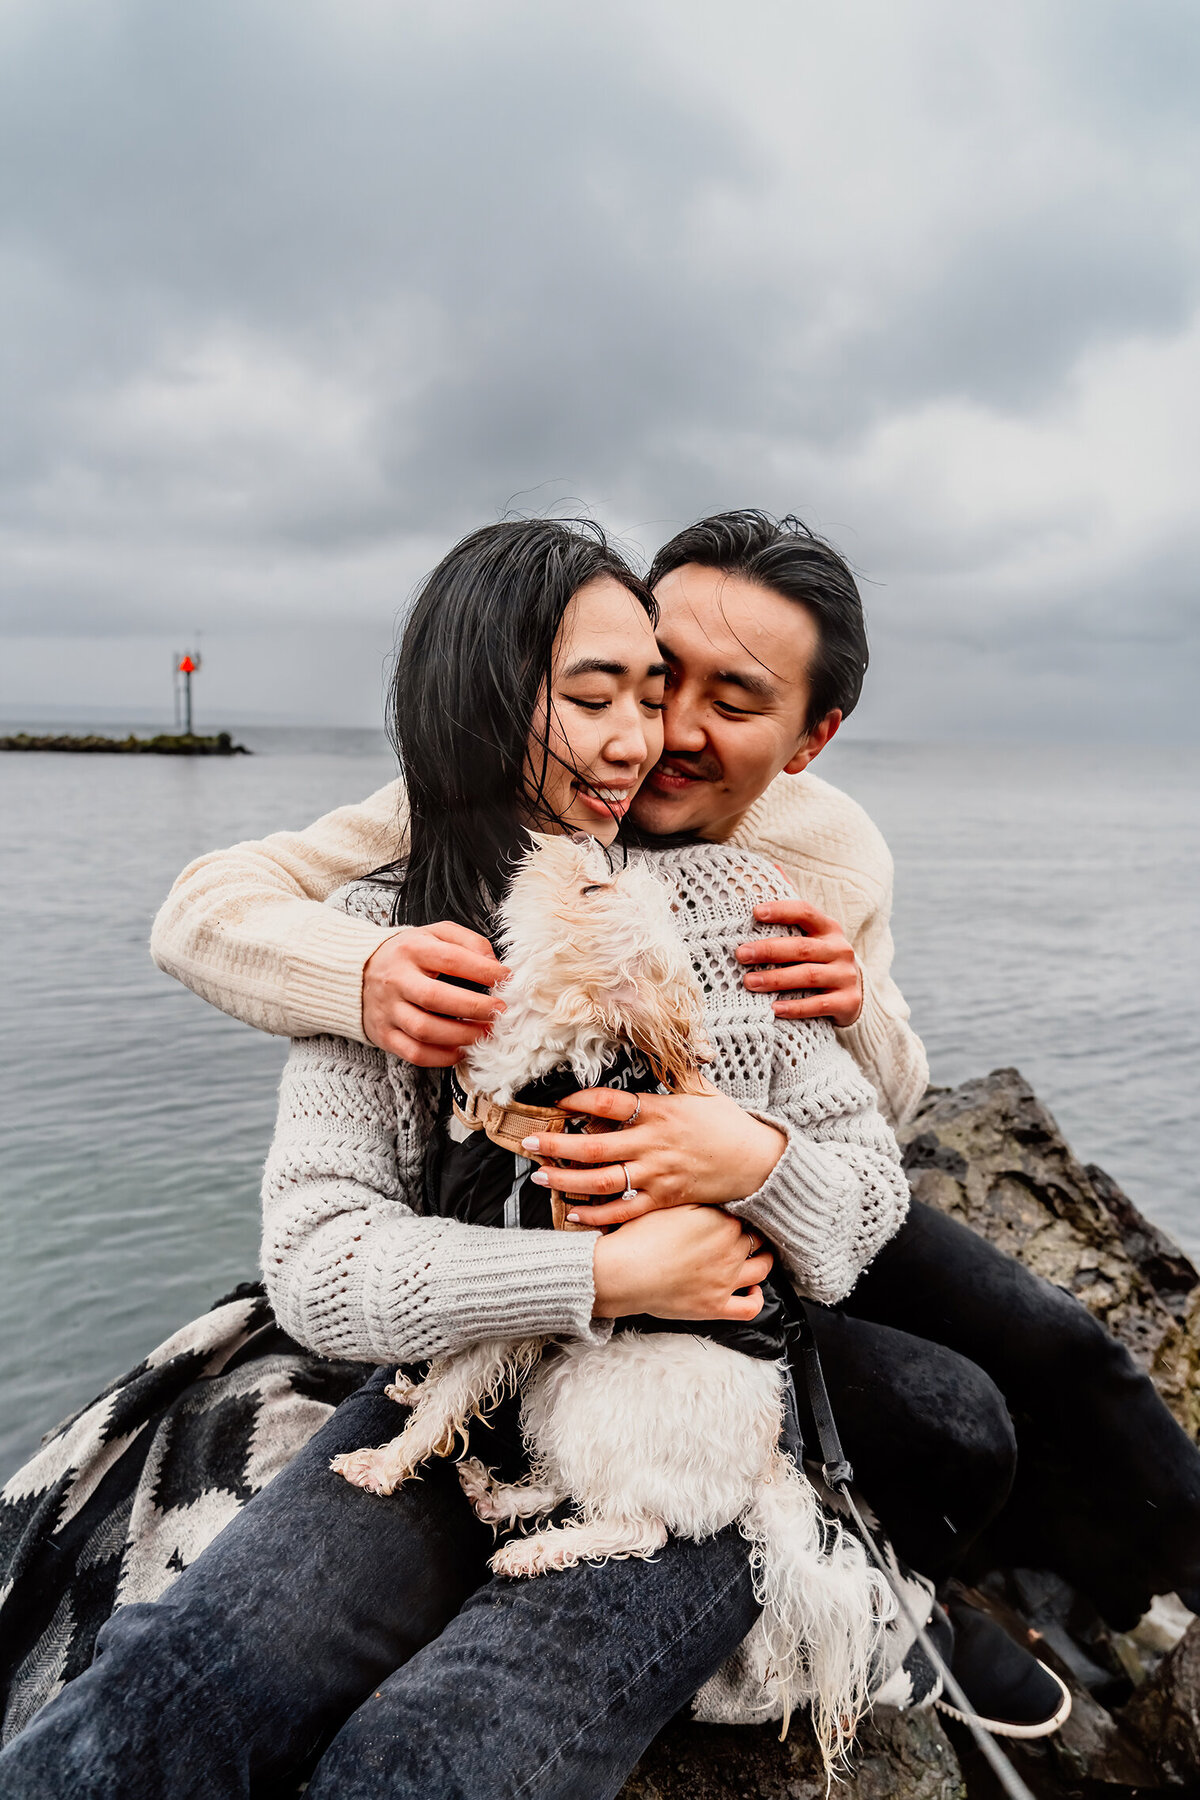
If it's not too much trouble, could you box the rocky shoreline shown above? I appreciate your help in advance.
[619,1069,1200,1800]
[0,730,249,755]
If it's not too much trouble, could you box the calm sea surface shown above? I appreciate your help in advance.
[2,731,1198,1472]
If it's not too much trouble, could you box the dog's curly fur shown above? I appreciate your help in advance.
[332,835,891,1768]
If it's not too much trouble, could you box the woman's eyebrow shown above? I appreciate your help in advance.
[561,656,669,681]
[561,656,629,679]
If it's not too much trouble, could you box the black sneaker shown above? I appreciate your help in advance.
[936,1597,1073,1740]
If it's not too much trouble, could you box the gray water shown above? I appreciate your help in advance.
[2,731,1198,1473]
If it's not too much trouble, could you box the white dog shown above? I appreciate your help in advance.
[332,834,889,1764]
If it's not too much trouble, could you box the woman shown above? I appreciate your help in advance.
[1,520,916,1800]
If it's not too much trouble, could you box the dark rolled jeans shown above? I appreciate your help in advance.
[0,1369,760,1800]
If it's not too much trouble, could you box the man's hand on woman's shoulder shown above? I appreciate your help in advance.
[362,924,509,1066]
[737,896,864,1027]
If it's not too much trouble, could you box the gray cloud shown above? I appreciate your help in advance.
[0,0,1198,735]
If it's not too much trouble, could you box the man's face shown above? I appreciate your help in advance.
[631,563,839,841]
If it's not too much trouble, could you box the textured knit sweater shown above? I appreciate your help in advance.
[261,841,910,1365]
[152,768,928,1126]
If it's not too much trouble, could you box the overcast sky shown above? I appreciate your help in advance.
[2,0,1198,737]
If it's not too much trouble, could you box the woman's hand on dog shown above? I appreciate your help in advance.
[522,1088,787,1226]
[591,1205,773,1321]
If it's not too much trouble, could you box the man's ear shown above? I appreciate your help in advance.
[782,709,842,776]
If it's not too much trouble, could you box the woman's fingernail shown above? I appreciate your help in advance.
[566,1212,581,1223]
[530,1171,549,1185]
[521,1136,540,1152]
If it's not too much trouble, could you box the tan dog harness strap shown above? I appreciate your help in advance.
[451,1082,570,1156]
[449,1069,618,1231]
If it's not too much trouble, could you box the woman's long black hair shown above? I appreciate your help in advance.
[387,518,655,936]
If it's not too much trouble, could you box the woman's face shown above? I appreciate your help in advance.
[526,576,667,845]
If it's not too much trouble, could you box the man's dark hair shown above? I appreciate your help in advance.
[648,510,868,728]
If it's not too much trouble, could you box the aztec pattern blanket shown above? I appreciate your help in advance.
[0,1284,371,1744]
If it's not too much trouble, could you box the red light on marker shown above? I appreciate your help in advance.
[178,655,197,674]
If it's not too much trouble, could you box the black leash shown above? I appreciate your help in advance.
[786,1299,1038,1800]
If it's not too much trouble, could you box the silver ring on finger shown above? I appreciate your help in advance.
[622,1095,642,1128]
[744,1232,761,1259]
[619,1162,638,1202]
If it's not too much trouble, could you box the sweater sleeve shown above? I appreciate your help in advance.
[261,1033,605,1363]
[149,782,412,1042]
[725,1022,910,1306]
[834,857,929,1129]
[731,774,929,1128]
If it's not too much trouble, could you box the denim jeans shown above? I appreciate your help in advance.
[0,1368,760,1800]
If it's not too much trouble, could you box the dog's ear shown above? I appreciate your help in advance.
[600,977,709,1095]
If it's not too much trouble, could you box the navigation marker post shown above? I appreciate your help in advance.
[175,650,202,736]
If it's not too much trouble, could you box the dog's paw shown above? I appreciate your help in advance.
[384,1370,421,1406]
[330,1449,400,1496]
[490,1536,571,1579]
[456,1458,503,1522]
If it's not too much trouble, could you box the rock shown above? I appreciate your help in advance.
[1118,1618,1200,1787]
[617,1707,965,1800]
[898,1068,1200,1437]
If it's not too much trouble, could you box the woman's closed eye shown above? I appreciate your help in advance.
[566,695,665,715]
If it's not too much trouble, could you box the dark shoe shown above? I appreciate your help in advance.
[937,1598,1072,1740]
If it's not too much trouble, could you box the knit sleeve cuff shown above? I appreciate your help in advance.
[725,1119,856,1305]
[283,912,407,1042]
[374,1222,609,1357]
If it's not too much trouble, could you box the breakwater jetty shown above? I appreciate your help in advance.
[1,731,249,756]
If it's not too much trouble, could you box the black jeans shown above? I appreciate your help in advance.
[0,1370,761,1800]
[799,1200,1200,1626]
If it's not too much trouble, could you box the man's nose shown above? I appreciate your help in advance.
[662,688,707,754]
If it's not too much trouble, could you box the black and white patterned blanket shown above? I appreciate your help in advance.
[0,1284,370,1744]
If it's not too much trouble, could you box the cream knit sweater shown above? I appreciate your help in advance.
[151,768,927,1126]
[261,841,910,1364]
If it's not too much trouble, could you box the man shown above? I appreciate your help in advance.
[150,510,1200,1732]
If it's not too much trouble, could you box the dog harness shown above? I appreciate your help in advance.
[450,1076,573,1156]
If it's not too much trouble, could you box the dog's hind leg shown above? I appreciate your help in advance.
[332,1337,544,1496]
[490,1513,669,1577]
[457,1458,564,1527]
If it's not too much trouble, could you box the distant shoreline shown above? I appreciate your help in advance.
[0,731,250,756]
